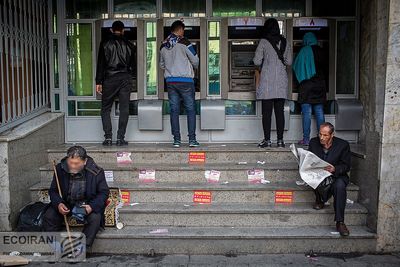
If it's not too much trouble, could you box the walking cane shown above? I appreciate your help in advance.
[52,160,75,258]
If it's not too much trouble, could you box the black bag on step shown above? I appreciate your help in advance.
[316,176,334,202]
[16,202,50,232]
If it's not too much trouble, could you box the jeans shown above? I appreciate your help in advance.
[301,103,325,141]
[167,82,196,141]
[43,205,102,247]
[261,99,285,141]
[314,176,349,222]
[101,73,132,140]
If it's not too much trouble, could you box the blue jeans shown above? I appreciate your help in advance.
[167,82,196,141]
[301,103,325,141]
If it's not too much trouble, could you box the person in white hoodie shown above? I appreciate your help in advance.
[160,20,200,148]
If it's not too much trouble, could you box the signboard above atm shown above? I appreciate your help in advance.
[101,19,137,28]
[228,18,264,27]
[292,18,330,41]
[228,18,265,40]
[293,18,328,27]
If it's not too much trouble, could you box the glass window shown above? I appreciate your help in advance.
[68,100,76,116]
[262,0,305,18]
[146,22,157,96]
[312,0,356,17]
[53,39,59,88]
[76,101,101,116]
[208,21,221,96]
[54,93,60,111]
[116,101,138,116]
[163,0,206,17]
[213,0,256,17]
[289,100,335,115]
[66,0,108,19]
[336,21,356,95]
[163,100,201,115]
[52,0,57,33]
[114,0,157,18]
[225,101,256,115]
[66,24,93,96]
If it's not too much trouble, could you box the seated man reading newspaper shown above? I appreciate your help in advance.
[290,122,351,236]
[308,122,351,236]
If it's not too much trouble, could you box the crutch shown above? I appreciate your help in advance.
[52,160,75,258]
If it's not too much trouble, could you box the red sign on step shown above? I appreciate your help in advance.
[193,190,212,204]
[120,190,131,204]
[275,190,293,204]
[189,152,206,164]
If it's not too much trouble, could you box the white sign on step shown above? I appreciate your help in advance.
[205,170,221,183]
[104,170,114,183]
[139,169,156,183]
[247,169,265,183]
[116,152,132,164]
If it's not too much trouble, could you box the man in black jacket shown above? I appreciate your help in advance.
[43,146,110,248]
[96,20,135,146]
[308,122,351,236]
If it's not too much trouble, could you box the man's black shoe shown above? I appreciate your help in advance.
[102,139,112,146]
[336,222,350,236]
[313,202,325,210]
[116,139,128,146]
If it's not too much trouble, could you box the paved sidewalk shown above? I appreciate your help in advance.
[28,253,400,266]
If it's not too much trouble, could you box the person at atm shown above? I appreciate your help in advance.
[253,18,292,148]
[95,20,135,146]
[293,32,327,146]
[159,20,200,148]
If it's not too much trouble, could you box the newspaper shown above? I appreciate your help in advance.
[290,144,333,189]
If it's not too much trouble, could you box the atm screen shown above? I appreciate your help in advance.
[232,52,255,68]
[228,26,263,39]
[293,26,329,41]
[101,27,137,42]
[163,26,200,40]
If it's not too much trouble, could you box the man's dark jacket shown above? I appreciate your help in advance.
[95,34,136,85]
[48,156,110,224]
[308,136,351,183]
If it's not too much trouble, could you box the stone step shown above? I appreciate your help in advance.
[39,162,300,184]
[118,202,367,227]
[92,225,376,254]
[47,143,297,164]
[30,181,359,204]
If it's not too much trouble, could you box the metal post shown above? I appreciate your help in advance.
[0,0,6,122]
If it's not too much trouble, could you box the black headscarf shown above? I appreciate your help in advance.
[262,18,287,64]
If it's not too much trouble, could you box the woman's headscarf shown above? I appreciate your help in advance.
[292,32,318,83]
[262,18,286,64]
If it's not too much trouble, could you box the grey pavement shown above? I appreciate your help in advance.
[27,253,400,267]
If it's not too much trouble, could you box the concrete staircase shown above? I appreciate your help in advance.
[30,143,376,254]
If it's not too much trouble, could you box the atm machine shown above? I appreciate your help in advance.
[288,18,335,102]
[287,18,363,131]
[222,17,265,100]
[94,20,139,99]
[95,19,164,131]
[220,17,290,129]
[158,18,203,99]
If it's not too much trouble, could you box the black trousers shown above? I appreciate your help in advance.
[315,176,348,222]
[43,205,102,247]
[101,73,132,140]
[261,99,285,141]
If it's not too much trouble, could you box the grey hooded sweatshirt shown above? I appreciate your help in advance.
[159,33,199,83]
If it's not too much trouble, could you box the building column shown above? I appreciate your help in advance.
[377,0,400,252]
